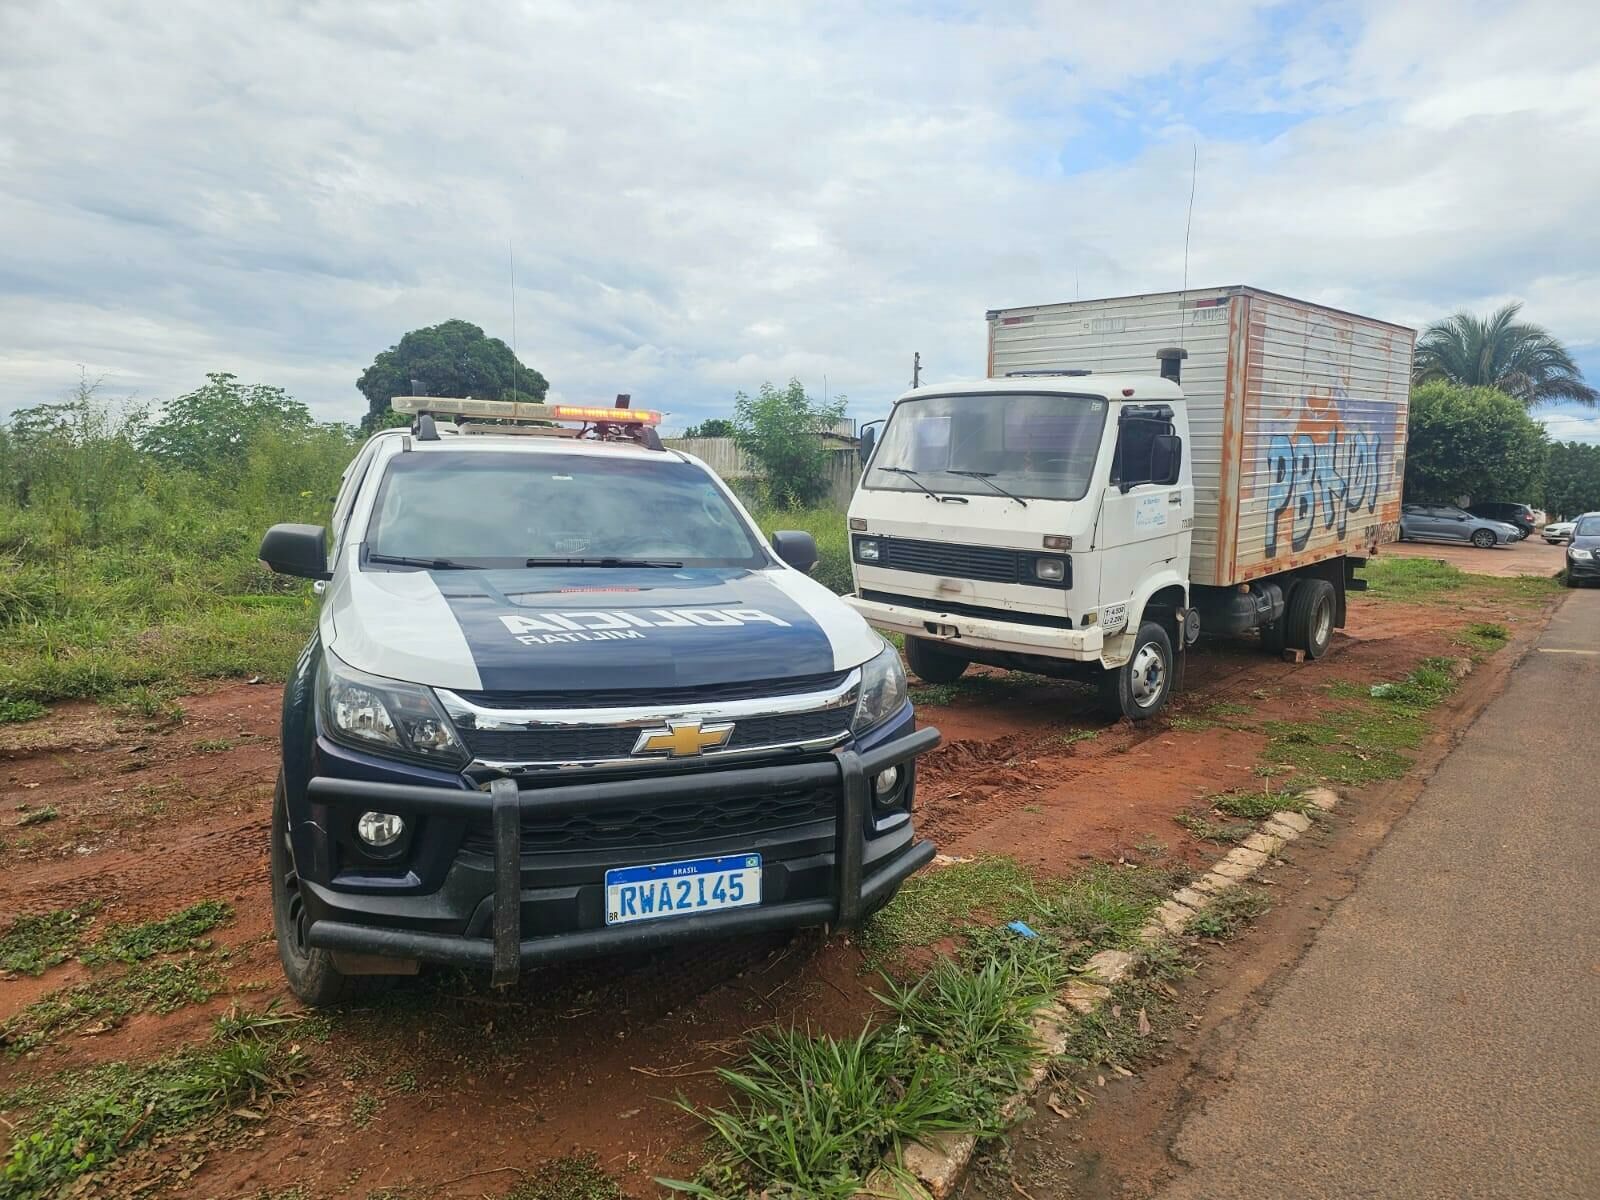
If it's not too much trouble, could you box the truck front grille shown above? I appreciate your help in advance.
[460,784,836,856]
[459,708,851,764]
[858,535,1070,588]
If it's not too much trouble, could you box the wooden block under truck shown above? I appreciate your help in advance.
[844,286,1414,720]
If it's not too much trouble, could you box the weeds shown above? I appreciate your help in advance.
[193,737,235,753]
[1059,728,1099,746]
[1456,621,1510,653]
[1363,557,1562,605]
[3,958,223,1053]
[1173,809,1254,845]
[0,698,48,724]
[0,1028,305,1198]
[1032,863,1189,952]
[860,857,1036,961]
[1188,888,1271,940]
[1166,715,1214,733]
[15,807,57,828]
[509,1154,625,1200]
[0,904,99,975]
[113,686,184,724]
[1210,787,1313,821]
[81,900,232,967]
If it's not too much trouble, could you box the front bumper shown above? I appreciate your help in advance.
[297,724,939,984]
[844,593,1102,661]
[1565,555,1600,580]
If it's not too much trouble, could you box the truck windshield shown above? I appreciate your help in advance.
[864,392,1108,502]
[363,452,769,569]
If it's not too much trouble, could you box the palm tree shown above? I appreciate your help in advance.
[1414,303,1596,407]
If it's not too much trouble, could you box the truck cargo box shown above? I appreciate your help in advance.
[986,286,1413,588]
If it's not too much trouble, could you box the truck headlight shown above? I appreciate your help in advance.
[855,537,882,563]
[852,643,909,734]
[1033,557,1066,582]
[320,650,467,766]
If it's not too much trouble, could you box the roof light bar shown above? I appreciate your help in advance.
[390,396,661,426]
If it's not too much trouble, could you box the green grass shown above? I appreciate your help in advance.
[1364,557,1563,605]
[80,900,232,967]
[3,959,224,1053]
[1167,714,1215,732]
[1202,700,1253,719]
[0,905,99,976]
[1058,947,1185,1074]
[193,737,235,753]
[1210,787,1313,821]
[16,806,57,828]
[1173,809,1255,844]
[1456,621,1510,653]
[1188,888,1272,940]
[0,697,48,724]
[751,506,850,594]
[860,857,1036,960]
[1059,728,1099,746]
[0,1024,305,1199]
[509,1154,625,1200]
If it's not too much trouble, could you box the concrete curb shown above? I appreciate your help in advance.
[854,785,1342,1200]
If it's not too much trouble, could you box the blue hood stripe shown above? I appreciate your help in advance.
[431,567,838,692]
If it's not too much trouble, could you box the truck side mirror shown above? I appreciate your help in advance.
[259,523,331,580]
[771,530,818,574]
[858,426,877,466]
[1151,434,1183,486]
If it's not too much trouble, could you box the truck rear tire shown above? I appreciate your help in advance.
[271,776,356,1007]
[1285,579,1336,659]
[1099,621,1174,721]
[904,636,968,684]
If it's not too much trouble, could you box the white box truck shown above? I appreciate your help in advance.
[844,286,1414,720]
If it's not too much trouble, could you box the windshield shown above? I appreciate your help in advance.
[864,392,1108,501]
[1575,516,1600,537]
[363,451,769,568]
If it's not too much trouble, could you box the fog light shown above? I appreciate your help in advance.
[357,811,405,848]
[875,765,900,796]
[1034,557,1066,582]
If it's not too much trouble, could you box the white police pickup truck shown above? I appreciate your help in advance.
[258,396,937,1004]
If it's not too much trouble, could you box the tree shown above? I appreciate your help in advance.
[732,379,848,508]
[682,417,736,439]
[356,319,549,429]
[1542,440,1600,520]
[139,372,312,473]
[1413,303,1597,407]
[1404,381,1547,504]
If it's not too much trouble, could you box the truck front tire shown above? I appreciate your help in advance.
[904,636,968,684]
[271,776,356,1007]
[1099,621,1174,721]
[1285,579,1336,659]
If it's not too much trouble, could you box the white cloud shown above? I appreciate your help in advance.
[1,0,1598,433]
[1538,409,1600,445]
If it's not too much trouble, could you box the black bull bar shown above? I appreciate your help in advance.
[305,725,941,984]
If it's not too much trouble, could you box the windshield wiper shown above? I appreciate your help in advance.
[367,552,481,570]
[946,470,1029,507]
[878,466,943,500]
[523,557,684,568]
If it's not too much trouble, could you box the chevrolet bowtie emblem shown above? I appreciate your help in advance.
[633,719,735,757]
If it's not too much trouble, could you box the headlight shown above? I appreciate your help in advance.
[320,649,467,765]
[1034,556,1066,582]
[855,537,881,563]
[1571,547,1594,560]
[852,643,909,734]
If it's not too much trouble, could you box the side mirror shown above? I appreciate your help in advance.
[1151,434,1183,486]
[857,426,877,466]
[260,523,330,580]
[771,530,819,575]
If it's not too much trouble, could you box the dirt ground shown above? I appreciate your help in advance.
[0,582,1560,1199]
[1384,532,1566,577]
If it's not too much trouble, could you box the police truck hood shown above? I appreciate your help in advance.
[321,563,882,693]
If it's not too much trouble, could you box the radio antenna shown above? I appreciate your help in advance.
[509,239,519,402]
[1178,143,1197,350]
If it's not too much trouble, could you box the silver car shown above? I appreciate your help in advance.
[1399,504,1521,548]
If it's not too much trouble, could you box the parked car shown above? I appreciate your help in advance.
[1399,504,1521,548]
[1544,521,1575,544]
[1466,501,1536,540]
[1564,514,1600,587]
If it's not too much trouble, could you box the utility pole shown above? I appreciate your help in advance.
[911,351,921,388]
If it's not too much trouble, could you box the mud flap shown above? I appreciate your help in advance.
[490,776,521,987]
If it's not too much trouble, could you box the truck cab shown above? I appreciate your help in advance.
[845,372,1194,721]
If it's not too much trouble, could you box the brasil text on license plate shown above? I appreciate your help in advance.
[604,854,762,927]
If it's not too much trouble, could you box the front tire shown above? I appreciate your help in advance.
[271,776,356,1007]
[904,636,969,685]
[1099,621,1174,721]
[1470,528,1496,549]
[1286,579,1336,659]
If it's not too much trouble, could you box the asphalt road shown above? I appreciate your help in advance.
[1156,589,1600,1200]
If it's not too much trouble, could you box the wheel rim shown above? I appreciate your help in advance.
[1473,530,1494,547]
[1130,642,1167,708]
[279,826,312,959]
[1313,598,1333,647]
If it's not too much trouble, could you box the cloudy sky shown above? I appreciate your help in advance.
[3,0,1599,439]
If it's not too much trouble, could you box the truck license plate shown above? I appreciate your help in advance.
[604,854,762,926]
